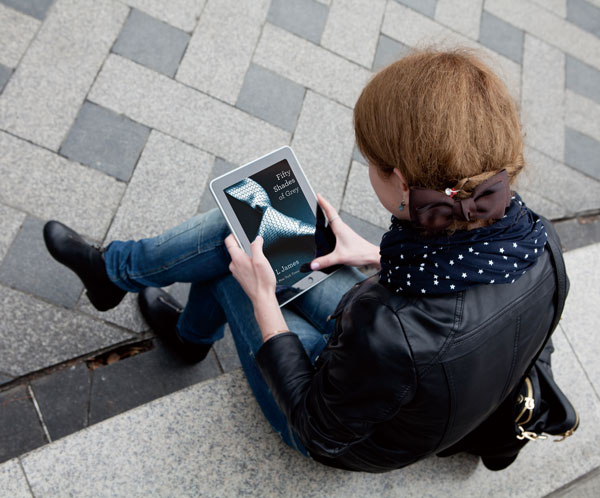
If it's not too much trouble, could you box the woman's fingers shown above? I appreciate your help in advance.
[316,193,339,224]
[310,253,337,271]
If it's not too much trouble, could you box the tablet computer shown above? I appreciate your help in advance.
[210,146,340,307]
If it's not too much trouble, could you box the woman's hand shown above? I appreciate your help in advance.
[225,234,276,303]
[310,193,381,271]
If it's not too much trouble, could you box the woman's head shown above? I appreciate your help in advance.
[354,49,524,231]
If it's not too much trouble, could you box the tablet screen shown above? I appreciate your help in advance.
[224,159,317,287]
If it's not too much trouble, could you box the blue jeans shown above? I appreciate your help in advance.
[104,208,367,455]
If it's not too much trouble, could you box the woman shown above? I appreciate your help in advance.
[44,49,562,472]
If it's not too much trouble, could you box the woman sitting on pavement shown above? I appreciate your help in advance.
[43,49,563,472]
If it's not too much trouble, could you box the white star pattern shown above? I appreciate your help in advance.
[478,269,484,274]
[462,273,467,278]
[458,254,464,260]
[449,260,454,265]
[499,248,505,253]
[525,254,529,259]
[505,274,509,278]
[484,242,489,245]
[488,260,494,266]
[446,275,450,279]
[513,242,518,248]
[407,273,411,278]
[423,254,428,258]
[514,263,518,268]
[419,267,424,271]
[468,247,474,252]
[406,281,411,286]
[490,280,495,284]
[434,280,439,285]
[421,289,426,294]
[450,284,455,290]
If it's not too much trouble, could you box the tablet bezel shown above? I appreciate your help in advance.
[209,146,339,307]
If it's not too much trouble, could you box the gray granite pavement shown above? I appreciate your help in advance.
[0,0,599,492]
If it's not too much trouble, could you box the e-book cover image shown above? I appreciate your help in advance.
[224,159,317,287]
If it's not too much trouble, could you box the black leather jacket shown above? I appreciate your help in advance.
[256,233,560,473]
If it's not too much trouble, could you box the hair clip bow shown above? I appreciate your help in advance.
[408,170,511,231]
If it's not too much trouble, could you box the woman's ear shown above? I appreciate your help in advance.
[391,168,409,194]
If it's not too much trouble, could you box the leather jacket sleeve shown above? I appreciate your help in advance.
[255,295,417,459]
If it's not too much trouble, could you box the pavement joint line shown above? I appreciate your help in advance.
[558,323,600,402]
[27,384,52,444]
[526,140,600,184]
[0,332,155,395]
[17,457,35,498]
[544,466,600,497]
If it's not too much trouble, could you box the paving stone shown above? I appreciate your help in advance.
[352,145,367,165]
[78,292,147,334]
[485,0,600,71]
[0,385,47,464]
[0,372,14,385]
[30,363,91,441]
[213,324,242,373]
[560,243,600,396]
[372,34,411,71]
[60,101,150,182]
[321,0,386,68]
[565,127,600,181]
[0,63,12,94]
[0,0,55,20]
[554,216,600,251]
[550,468,600,498]
[0,3,40,68]
[0,459,32,498]
[340,211,387,246]
[565,90,600,143]
[0,0,128,151]
[566,55,600,105]
[89,55,290,167]
[531,0,567,17]
[517,146,600,216]
[198,158,238,214]
[341,161,391,229]
[255,24,372,109]
[0,285,132,378]
[435,0,483,39]
[176,0,270,105]
[0,216,84,309]
[113,9,190,78]
[0,132,125,242]
[0,204,25,263]
[382,1,522,100]
[521,35,565,162]
[291,91,354,210]
[88,337,221,425]
[267,0,329,45]
[106,131,212,242]
[236,64,305,133]
[120,0,206,32]
[518,188,569,220]
[567,0,600,36]
[478,11,524,64]
[395,0,437,18]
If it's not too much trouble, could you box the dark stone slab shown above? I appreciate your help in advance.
[112,9,190,77]
[198,158,238,214]
[60,101,150,181]
[30,363,91,441]
[0,385,47,464]
[478,11,524,65]
[0,216,83,308]
[554,215,600,252]
[566,55,600,104]
[236,64,305,132]
[0,63,12,94]
[567,0,600,37]
[394,0,437,18]
[0,0,54,20]
[267,0,329,44]
[373,34,411,71]
[340,211,386,245]
[88,337,221,425]
[213,325,242,373]
[0,371,13,385]
[565,127,600,181]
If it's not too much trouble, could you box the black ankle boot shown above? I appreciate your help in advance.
[43,221,126,311]
[138,287,212,364]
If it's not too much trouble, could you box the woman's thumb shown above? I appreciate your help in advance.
[310,255,332,271]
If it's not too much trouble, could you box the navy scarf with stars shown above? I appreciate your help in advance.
[378,193,548,295]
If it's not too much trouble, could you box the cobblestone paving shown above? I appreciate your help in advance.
[0,0,599,464]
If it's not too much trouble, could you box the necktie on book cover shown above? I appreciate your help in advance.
[225,178,315,250]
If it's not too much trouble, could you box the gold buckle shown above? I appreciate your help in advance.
[516,426,547,441]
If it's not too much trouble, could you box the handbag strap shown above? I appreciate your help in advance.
[524,216,569,376]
